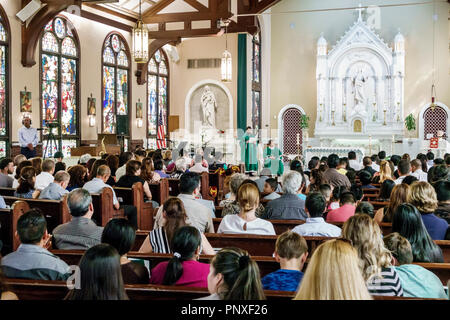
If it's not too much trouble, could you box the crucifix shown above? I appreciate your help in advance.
[355,3,364,22]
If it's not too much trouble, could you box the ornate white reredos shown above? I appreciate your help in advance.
[314,16,405,140]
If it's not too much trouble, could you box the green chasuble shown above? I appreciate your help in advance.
[244,133,258,172]
[264,146,284,176]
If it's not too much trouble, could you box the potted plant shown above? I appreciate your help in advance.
[300,114,310,142]
[404,113,416,144]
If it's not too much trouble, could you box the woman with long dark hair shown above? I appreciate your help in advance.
[149,226,210,287]
[140,157,161,184]
[377,179,395,202]
[12,160,32,189]
[374,183,409,224]
[65,244,129,300]
[14,166,39,199]
[139,198,214,255]
[306,169,327,194]
[67,164,87,191]
[392,204,444,263]
[102,219,149,284]
[199,247,265,300]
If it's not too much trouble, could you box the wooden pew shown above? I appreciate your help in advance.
[114,182,153,230]
[200,172,214,202]
[90,188,125,227]
[0,201,30,254]
[205,233,450,263]
[2,196,71,234]
[51,250,450,286]
[211,218,393,236]
[0,187,16,197]
[369,201,389,211]
[208,171,225,205]
[149,179,169,206]
[5,278,446,300]
[168,178,180,197]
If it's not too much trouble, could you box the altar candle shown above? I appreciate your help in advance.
[297,133,300,145]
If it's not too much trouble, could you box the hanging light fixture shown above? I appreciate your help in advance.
[221,19,232,82]
[132,0,149,63]
[430,84,437,111]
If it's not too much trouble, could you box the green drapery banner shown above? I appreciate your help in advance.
[237,33,247,131]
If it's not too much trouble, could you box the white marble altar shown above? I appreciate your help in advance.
[314,12,405,144]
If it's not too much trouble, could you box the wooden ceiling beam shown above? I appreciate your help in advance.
[82,3,138,22]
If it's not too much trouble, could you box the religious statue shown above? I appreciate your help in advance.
[201,86,217,128]
[352,69,368,115]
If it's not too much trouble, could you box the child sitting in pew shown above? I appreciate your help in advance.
[261,231,308,292]
[262,178,280,201]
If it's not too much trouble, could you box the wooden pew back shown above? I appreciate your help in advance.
[0,201,30,254]
[2,195,71,233]
[90,188,125,227]
[149,179,169,206]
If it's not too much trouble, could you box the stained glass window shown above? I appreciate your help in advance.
[0,11,8,155]
[40,16,79,157]
[102,33,130,135]
[252,28,262,131]
[147,50,169,147]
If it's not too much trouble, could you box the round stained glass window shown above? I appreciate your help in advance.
[54,18,66,39]
[111,35,120,53]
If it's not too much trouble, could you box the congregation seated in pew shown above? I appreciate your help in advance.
[261,231,308,292]
[139,197,215,255]
[0,157,14,188]
[35,159,55,191]
[38,171,70,201]
[52,189,103,250]
[0,209,70,281]
[218,183,275,236]
[102,218,149,285]
[149,226,209,288]
[383,233,447,299]
[14,166,40,199]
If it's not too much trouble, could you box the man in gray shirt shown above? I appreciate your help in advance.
[0,157,14,188]
[52,188,103,250]
[262,171,308,220]
[39,171,70,200]
[1,209,70,280]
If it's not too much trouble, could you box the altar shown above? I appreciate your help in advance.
[313,9,405,149]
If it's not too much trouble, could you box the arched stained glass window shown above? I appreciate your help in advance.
[252,28,262,131]
[40,16,79,158]
[0,8,9,158]
[147,49,169,149]
[102,33,130,150]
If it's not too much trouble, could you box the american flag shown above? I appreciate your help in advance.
[156,108,166,149]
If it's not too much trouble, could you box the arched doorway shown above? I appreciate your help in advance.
[419,102,449,141]
[278,105,305,160]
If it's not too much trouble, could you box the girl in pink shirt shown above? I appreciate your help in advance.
[150,226,210,287]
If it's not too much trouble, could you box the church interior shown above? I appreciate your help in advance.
[0,0,449,303]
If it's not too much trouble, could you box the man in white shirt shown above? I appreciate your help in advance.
[35,159,55,191]
[189,154,209,174]
[410,159,427,182]
[371,155,380,172]
[348,151,363,171]
[154,172,214,233]
[115,151,135,181]
[18,117,38,159]
[292,192,341,237]
[394,159,411,185]
[83,164,138,229]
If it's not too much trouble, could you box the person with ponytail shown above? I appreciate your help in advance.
[149,226,210,287]
[14,166,40,199]
[218,183,275,235]
[198,247,266,300]
[139,197,215,255]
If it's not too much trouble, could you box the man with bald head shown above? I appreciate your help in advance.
[18,116,38,159]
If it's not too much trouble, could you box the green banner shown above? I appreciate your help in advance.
[237,33,247,131]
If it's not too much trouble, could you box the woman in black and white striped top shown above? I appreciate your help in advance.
[139,197,215,255]
[342,214,403,297]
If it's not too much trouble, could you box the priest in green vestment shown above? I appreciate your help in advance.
[264,140,284,176]
[244,126,258,172]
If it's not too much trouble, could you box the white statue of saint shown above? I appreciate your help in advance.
[201,86,217,128]
[351,69,368,115]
